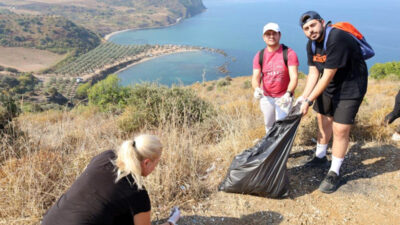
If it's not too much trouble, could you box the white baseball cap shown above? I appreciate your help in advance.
[263,22,280,34]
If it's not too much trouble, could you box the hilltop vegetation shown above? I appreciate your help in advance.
[0,10,101,55]
[0,0,206,36]
[370,61,400,80]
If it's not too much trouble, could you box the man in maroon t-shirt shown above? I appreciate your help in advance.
[252,22,299,133]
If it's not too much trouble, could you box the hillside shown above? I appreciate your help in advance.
[0,10,101,55]
[1,76,399,224]
[0,46,65,72]
[0,0,206,36]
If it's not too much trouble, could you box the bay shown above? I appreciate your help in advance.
[110,0,400,86]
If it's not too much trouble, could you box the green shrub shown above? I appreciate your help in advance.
[6,73,39,94]
[46,87,58,97]
[216,78,230,87]
[22,102,43,113]
[118,83,215,133]
[224,75,232,81]
[242,80,251,89]
[0,75,19,89]
[370,61,400,80]
[298,71,307,79]
[0,94,19,130]
[75,82,92,99]
[5,67,18,73]
[88,74,130,111]
[49,77,57,85]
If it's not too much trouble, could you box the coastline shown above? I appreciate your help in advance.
[104,17,184,41]
[113,49,200,75]
[75,44,227,84]
[104,7,207,41]
[78,45,224,83]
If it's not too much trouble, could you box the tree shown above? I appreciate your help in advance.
[88,74,130,111]
[0,94,19,130]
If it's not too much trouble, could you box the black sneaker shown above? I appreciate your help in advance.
[319,171,340,194]
[302,154,329,167]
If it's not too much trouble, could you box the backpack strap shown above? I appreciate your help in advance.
[281,44,288,68]
[311,21,332,55]
[258,48,265,82]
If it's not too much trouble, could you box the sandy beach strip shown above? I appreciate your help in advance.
[112,49,200,75]
[80,48,200,81]
[103,17,182,41]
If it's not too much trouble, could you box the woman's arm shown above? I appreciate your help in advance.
[133,211,174,225]
[133,211,151,225]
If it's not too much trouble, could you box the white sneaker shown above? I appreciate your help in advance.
[391,132,400,141]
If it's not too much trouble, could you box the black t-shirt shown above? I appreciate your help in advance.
[307,27,368,100]
[42,150,151,225]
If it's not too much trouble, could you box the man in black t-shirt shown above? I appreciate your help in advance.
[296,11,368,193]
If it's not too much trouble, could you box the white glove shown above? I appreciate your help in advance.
[253,87,264,99]
[276,92,293,114]
[276,92,292,107]
[294,96,305,106]
[167,206,180,225]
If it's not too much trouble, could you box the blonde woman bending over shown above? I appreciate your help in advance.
[42,134,180,225]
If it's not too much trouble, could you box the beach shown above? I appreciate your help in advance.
[104,17,183,41]
[79,46,204,82]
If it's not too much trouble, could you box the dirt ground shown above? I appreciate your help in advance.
[0,47,64,72]
[168,142,399,225]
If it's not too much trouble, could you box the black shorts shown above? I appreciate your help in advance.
[312,94,363,124]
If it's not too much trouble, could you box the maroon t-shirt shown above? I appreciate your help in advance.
[42,150,150,225]
[253,44,299,97]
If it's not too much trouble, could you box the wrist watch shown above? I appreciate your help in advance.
[286,91,293,97]
[305,98,313,106]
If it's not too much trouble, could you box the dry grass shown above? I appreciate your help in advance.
[0,77,399,224]
[0,47,65,72]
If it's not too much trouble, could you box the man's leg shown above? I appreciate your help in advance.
[318,121,351,193]
[317,113,333,144]
[302,113,333,166]
[260,96,276,133]
[319,95,364,194]
[316,113,333,158]
[304,94,333,166]
[331,122,351,159]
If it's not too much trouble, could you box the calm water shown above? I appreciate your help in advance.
[110,0,400,86]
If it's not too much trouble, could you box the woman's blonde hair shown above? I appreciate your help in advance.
[113,134,162,189]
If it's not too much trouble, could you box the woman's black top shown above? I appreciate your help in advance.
[42,150,151,225]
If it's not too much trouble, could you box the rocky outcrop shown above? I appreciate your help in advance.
[179,0,206,17]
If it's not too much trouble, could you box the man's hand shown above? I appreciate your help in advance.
[294,96,305,107]
[276,92,292,106]
[253,87,264,100]
[300,100,310,116]
[167,206,180,225]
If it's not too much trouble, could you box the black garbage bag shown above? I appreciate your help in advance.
[219,106,302,198]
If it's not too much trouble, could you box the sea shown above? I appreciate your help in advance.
[109,0,400,86]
